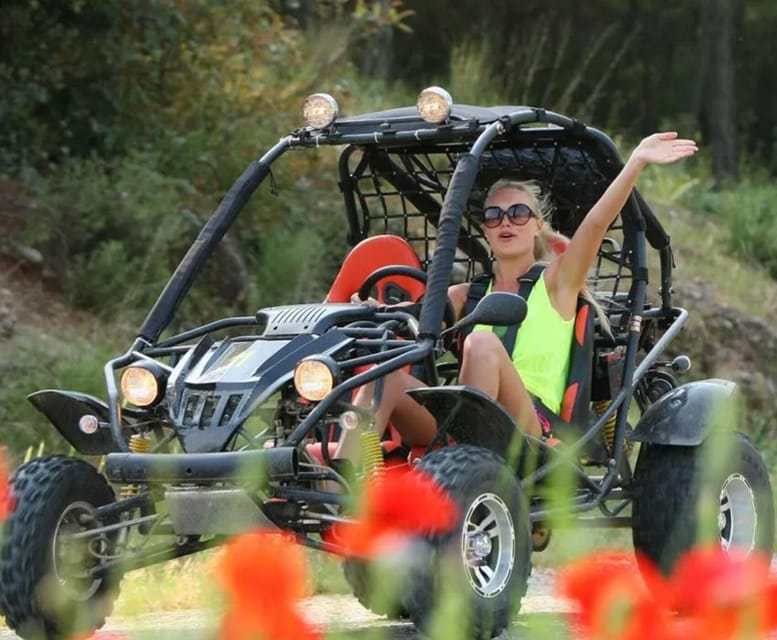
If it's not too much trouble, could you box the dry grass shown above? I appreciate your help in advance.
[111,546,350,617]
[650,202,777,321]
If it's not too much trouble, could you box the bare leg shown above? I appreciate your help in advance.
[334,369,438,461]
[458,331,542,437]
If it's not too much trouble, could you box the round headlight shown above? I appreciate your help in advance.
[120,363,167,407]
[417,86,453,123]
[303,93,339,129]
[293,358,336,402]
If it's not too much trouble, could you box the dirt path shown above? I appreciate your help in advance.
[0,568,574,639]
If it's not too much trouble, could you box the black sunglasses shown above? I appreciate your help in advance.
[480,203,536,228]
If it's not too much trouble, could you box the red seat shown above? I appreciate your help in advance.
[308,236,427,468]
[326,235,425,303]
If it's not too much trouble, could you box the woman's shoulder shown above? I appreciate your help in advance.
[447,281,471,318]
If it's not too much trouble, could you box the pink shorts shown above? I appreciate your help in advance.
[536,409,553,437]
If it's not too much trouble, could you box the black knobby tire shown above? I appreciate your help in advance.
[632,432,774,576]
[402,445,531,640]
[342,558,409,619]
[0,455,122,640]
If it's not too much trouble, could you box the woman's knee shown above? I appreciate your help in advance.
[462,331,504,362]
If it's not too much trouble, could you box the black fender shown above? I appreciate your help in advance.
[27,389,127,455]
[407,385,516,455]
[630,379,739,446]
[406,384,546,466]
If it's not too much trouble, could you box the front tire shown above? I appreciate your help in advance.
[402,445,531,639]
[632,432,774,575]
[0,455,123,640]
[342,558,409,619]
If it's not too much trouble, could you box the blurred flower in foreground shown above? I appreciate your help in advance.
[217,531,322,640]
[558,547,777,640]
[558,551,669,640]
[667,546,777,639]
[330,467,459,558]
[69,632,131,639]
[0,447,13,522]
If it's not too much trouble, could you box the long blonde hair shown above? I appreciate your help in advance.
[485,178,611,334]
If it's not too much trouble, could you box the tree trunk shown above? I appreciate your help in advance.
[360,0,394,80]
[698,0,739,185]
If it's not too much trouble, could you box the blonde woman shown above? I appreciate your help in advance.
[338,132,697,457]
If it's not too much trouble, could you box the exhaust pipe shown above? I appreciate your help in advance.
[105,447,299,484]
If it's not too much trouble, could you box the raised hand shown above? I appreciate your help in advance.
[632,131,698,166]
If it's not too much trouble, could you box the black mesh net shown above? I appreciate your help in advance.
[340,135,637,332]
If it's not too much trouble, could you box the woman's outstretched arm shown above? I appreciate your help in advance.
[551,132,698,300]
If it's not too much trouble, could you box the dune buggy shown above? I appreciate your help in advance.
[1,89,774,640]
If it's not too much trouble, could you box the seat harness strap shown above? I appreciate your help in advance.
[460,263,546,355]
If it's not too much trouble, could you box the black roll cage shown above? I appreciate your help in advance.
[98,104,687,524]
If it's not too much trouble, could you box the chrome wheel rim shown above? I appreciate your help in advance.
[460,492,515,598]
[719,473,758,553]
[52,501,104,601]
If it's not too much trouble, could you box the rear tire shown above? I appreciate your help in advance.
[632,432,774,576]
[402,445,531,639]
[0,455,123,640]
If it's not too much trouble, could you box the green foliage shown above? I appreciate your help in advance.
[20,153,201,320]
[0,323,120,458]
[1,2,374,329]
[1,1,187,167]
[686,180,777,280]
[351,0,415,33]
[0,0,356,179]
[721,183,777,280]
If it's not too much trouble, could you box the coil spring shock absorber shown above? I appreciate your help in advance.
[359,430,384,478]
[120,433,151,498]
[592,400,618,453]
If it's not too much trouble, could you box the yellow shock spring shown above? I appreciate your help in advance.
[121,434,152,497]
[129,433,151,453]
[360,430,384,478]
[592,400,618,453]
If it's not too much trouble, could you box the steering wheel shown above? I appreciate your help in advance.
[357,265,456,332]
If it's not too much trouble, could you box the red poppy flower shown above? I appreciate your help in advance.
[216,531,321,640]
[330,466,458,558]
[0,448,13,522]
[559,547,777,640]
[669,546,772,612]
[666,546,777,640]
[558,551,673,640]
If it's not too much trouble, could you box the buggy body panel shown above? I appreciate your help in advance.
[27,390,127,455]
[406,385,519,455]
[630,379,739,446]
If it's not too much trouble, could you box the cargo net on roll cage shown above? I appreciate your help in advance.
[339,135,635,340]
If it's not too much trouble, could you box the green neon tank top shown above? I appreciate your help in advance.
[472,272,574,413]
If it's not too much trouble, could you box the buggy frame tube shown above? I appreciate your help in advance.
[608,195,648,471]
[104,339,149,452]
[137,137,291,345]
[153,316,259,349]
[631,307,688,383]
[284,338,435,446]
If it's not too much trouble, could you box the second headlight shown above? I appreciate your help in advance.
[293,356,338,402]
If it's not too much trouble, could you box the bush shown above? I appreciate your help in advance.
[19,153,203,321]
[0,325,120,459]
[721,183,777,279]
